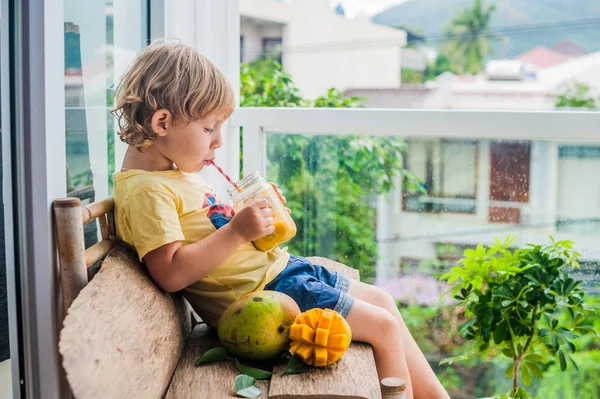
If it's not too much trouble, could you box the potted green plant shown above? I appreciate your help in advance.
[440,235,596,399]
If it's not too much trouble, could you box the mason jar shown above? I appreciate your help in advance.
[227,171,297,252]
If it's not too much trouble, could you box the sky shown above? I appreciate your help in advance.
[331,0,412,17]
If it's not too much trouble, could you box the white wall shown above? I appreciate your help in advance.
[421,82,556,110]
[402,48,427,71]
[557,156,600,220]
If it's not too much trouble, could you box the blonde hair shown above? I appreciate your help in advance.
[112,42,235,149]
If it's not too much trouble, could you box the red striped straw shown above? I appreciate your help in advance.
[210,160,242,192]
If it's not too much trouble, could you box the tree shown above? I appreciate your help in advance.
[425,53,455,82]
[443,0,504,75]
[556,82,598,109]
[441,235,594,399]
[240,59,422,281]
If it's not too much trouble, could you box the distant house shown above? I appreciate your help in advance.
[355,56,600,283]
[239,0,407,98]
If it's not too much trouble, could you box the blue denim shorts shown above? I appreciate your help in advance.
[264,255,355,318]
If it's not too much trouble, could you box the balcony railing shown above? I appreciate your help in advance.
[230,107,600,176]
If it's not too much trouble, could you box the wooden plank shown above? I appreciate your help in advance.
[82,197,114,224]
[106,211,116,236]
[59,245,192,399]
[98,214,109,240]
[306,257,359,281]
[269,342,380,399]
[54,198,88,316]
[84,239,116,267]
[166,324,270,399]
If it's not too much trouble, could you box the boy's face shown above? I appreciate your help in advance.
[153,111,225,173]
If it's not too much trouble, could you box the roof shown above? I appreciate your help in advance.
[516,46,569,68]
[344,85,432,108]
[538,50,600,88]
[551,40,588,57]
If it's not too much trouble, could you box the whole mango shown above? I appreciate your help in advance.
[217,291,300,361]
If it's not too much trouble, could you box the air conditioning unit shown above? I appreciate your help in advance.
[485,60,524,81]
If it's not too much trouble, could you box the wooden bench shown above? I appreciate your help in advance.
[53,196,383,398]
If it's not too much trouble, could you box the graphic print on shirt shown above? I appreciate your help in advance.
[203,192,235,229]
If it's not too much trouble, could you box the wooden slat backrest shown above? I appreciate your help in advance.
[54,196,193,399]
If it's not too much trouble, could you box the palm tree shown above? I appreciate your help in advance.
[443,0,504,74]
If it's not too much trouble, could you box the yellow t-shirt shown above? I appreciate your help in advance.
[113,169,290,327]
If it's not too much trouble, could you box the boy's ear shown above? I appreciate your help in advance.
[151,109,172,137]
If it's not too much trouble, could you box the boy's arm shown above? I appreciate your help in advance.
[143,198,274,292]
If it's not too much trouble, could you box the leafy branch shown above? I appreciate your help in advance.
[440,235,596,399]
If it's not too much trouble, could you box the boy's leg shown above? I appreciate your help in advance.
[345,298,415,399]
[347,280,450,399]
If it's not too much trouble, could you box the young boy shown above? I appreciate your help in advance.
[112,42,449,399]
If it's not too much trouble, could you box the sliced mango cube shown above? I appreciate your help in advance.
[289,323,316,344]
[288,308,352,367]
[315,327,329,346]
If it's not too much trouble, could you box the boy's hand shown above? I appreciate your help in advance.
[270,182,292,214]
[229,198,275,241]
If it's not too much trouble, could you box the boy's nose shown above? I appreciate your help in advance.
[211,133,223,149]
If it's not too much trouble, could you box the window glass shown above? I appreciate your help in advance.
[404,139,478,214]
[265,132,600,398]
[64,0,157,247]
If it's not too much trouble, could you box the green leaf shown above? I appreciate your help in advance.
[235,359,272,380]
[558,350,567,371]
[552,335,560,352]
[518,300,528,308]
[483,308,494,326]
[502,348,513,358]
[494,323,508,345]
[567,307,575,321]
[235,374,262,398]
[538,328,551,338]
[195,347,229,366]
[566,352,579,372]
[576,326,598,335]
[524,274,540,285]
[523,354,543,363]
[557,327,579,340]
[505,363,513,379]
[458,319,476,336]
[543,314,552,327]
[439,354,470,366]
[281,354,310,376]
[527,362,543,378]
[521,362,532,386]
